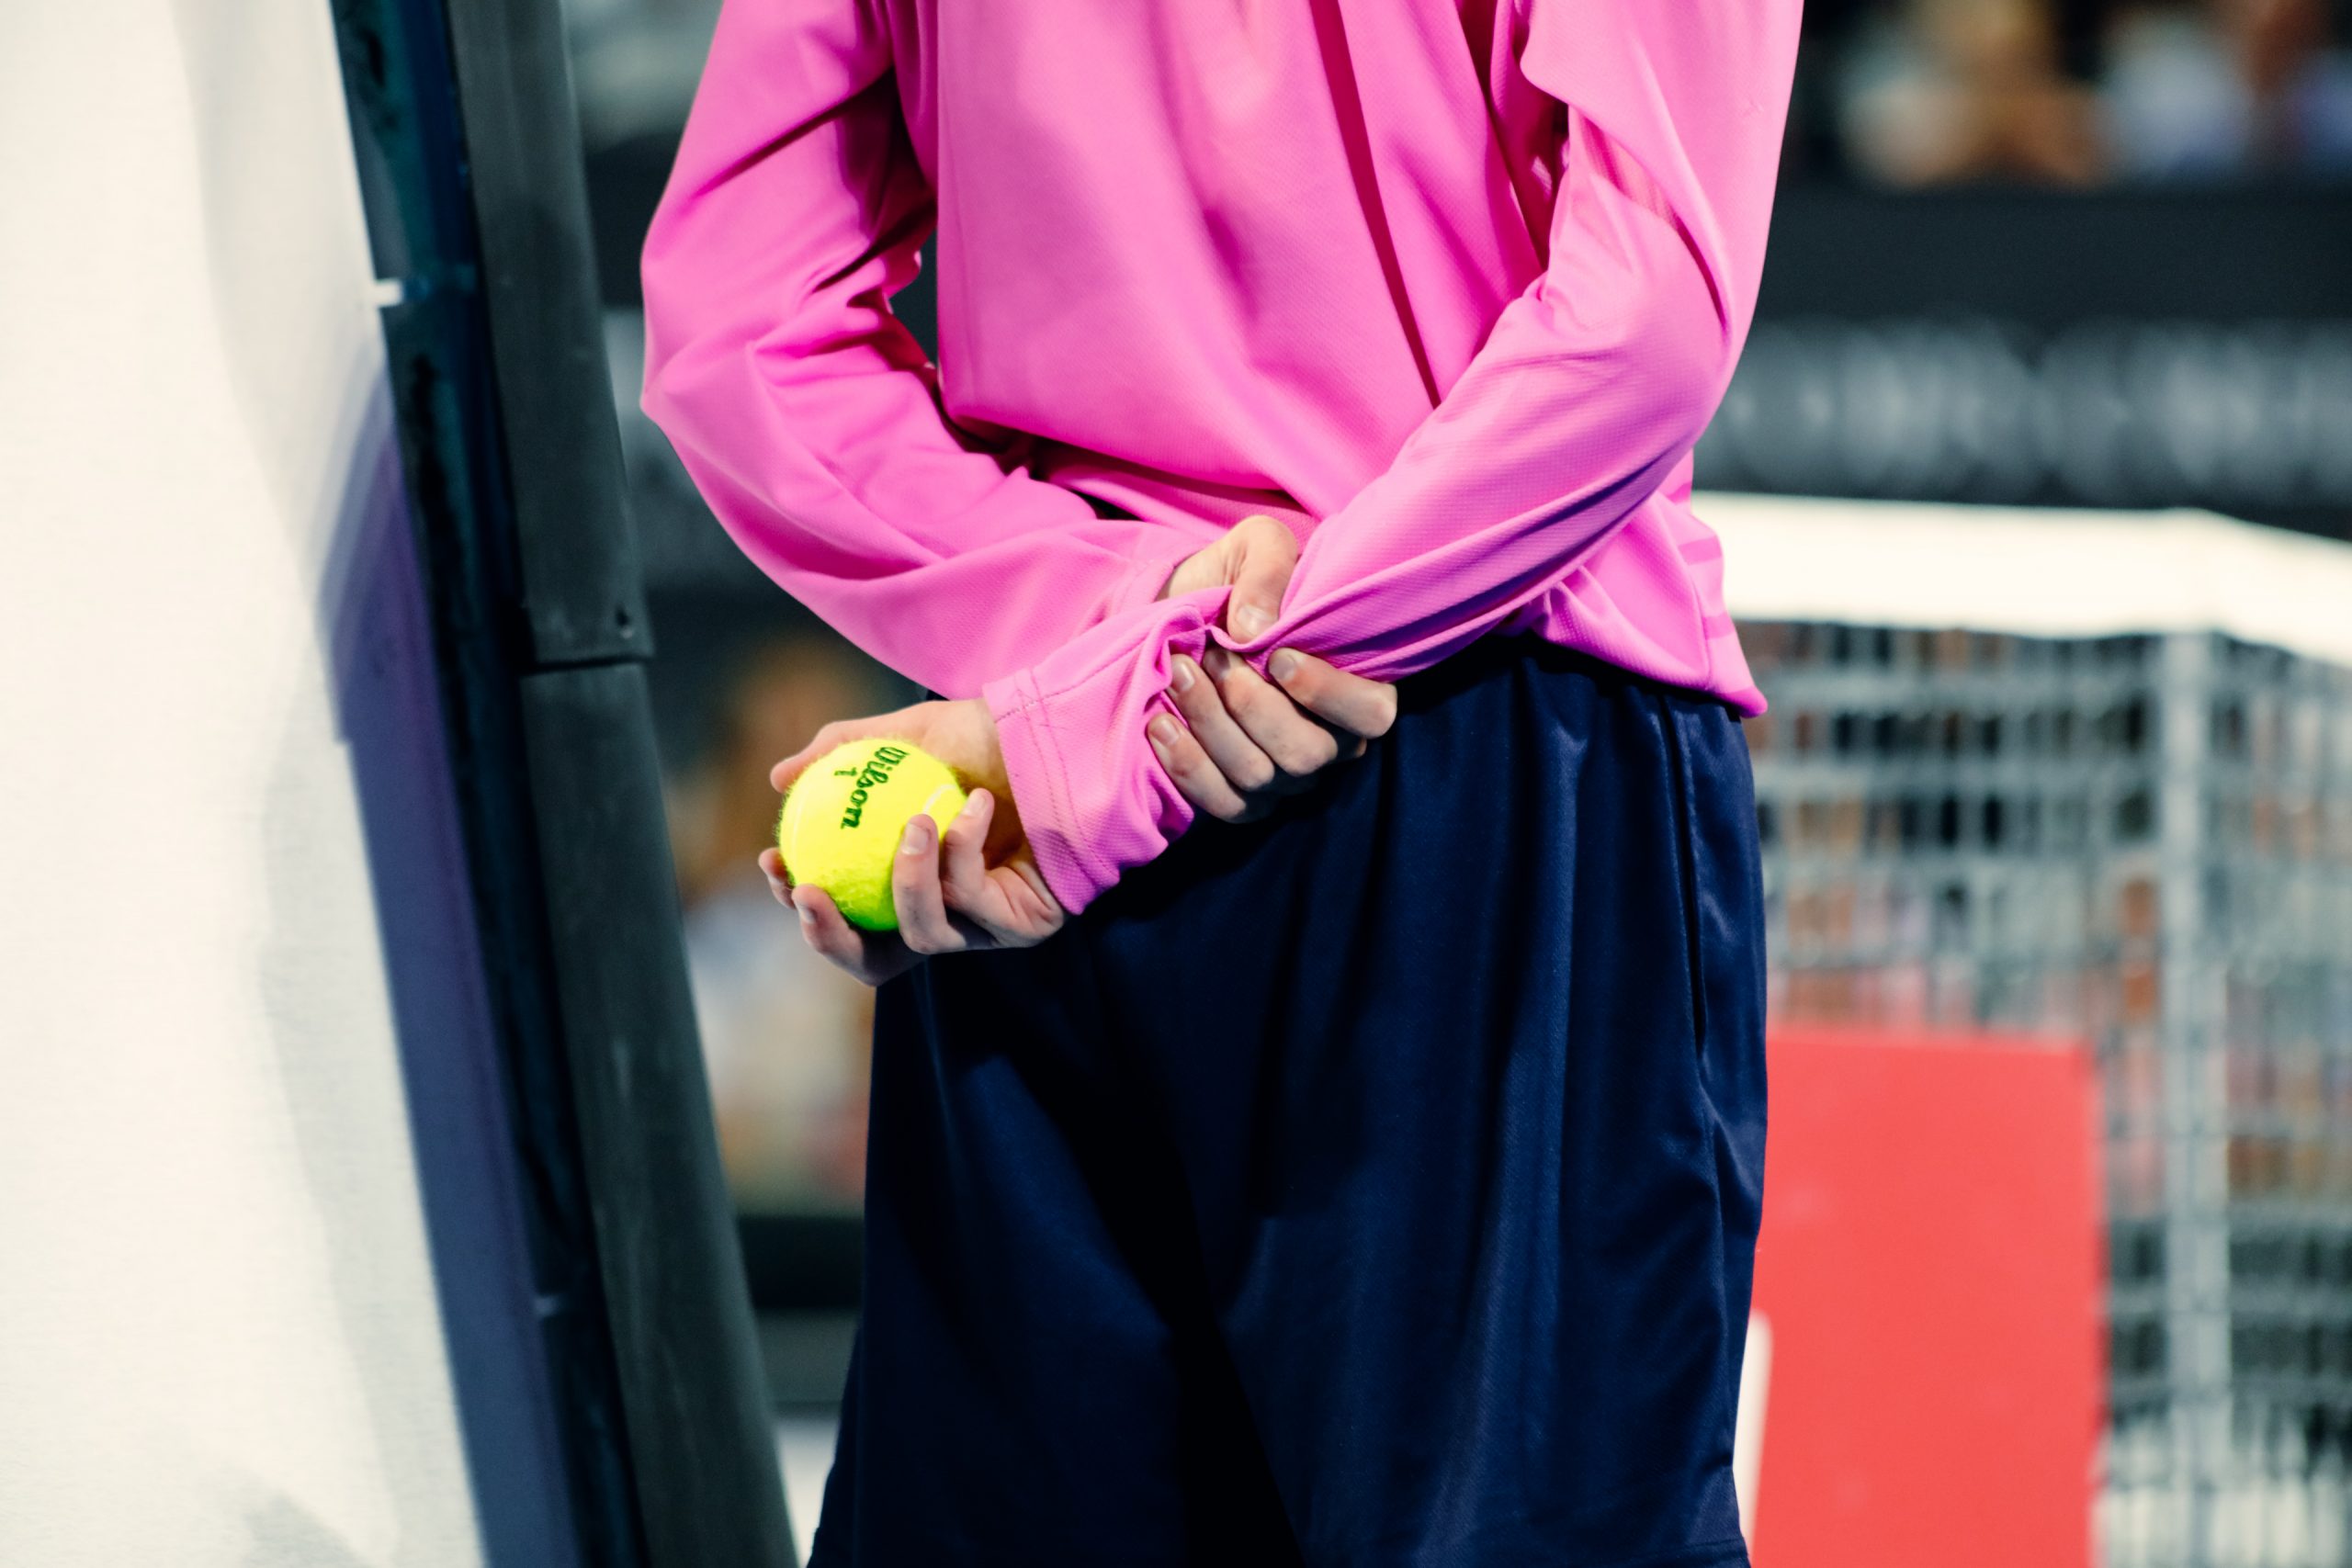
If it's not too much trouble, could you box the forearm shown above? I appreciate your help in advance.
[1256,163,1729,685]
[646,334,1199,694]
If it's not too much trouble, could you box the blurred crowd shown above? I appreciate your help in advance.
[662,631,901,1211]
[1796,0,2352,186]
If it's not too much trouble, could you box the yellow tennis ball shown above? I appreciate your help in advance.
[777,738,967,931]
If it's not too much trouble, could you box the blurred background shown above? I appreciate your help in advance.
[553,1,2352,1562]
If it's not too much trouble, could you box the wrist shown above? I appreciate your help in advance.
[945,696,1006,785]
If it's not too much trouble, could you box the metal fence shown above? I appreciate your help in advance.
[1745,621,2352,1568]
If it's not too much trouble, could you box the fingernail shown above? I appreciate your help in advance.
[900,817,930,856]
[1269,648,1300,682]
[1170,658,1194,694]
[1232,604,1271,639]
[797,900,816,926]
[1148,715,1177,748]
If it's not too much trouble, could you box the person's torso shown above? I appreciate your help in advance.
[875,0,1761,710]
[880,0,1564,527]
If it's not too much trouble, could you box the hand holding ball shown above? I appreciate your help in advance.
[776,739,967,931]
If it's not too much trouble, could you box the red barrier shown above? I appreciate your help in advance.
[1745,1028,2103,1565]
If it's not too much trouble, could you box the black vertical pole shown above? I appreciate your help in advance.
[329,1,797,1563]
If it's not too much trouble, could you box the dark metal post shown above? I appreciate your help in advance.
[329,0,796,1562]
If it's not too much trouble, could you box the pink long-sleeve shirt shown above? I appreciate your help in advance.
[641,0,1798,914]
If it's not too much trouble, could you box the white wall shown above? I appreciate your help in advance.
[0,5,492,1562]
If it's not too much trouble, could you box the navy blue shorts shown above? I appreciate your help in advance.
[813,636,1768,1567]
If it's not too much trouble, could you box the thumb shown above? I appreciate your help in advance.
[1224,514,1297,643]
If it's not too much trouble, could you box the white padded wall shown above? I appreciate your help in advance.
[0,4,487,1562]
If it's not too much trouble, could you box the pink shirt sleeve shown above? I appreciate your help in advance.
[636,0,1196,699]
[984,0,1801,912]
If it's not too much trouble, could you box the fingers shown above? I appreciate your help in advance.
[992,855,1066,931]
[788,882,918,987]
[772,718,860,793]
[769,820,969,978]
[1149,638,1389,825]
[1264,648,1398,741]
[1166,653,1278,795]
[889,812,964,954]
[765,794,1057,979]
[760,845,793,902]
[935,791,1065,945]
[1146,708,1259,822]
[1156,513,1298,642]
[1203,644,1339,781]
[772,717,858,793]
[1223,514,1297,641]
[936,788,997,918]
[787,882,854,961]
[1159,526,1240,604]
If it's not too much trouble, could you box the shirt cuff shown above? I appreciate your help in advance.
[980,591,1227,915]
[981,665,1102,914]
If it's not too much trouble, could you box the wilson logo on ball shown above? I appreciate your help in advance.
[837,744,911,829]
